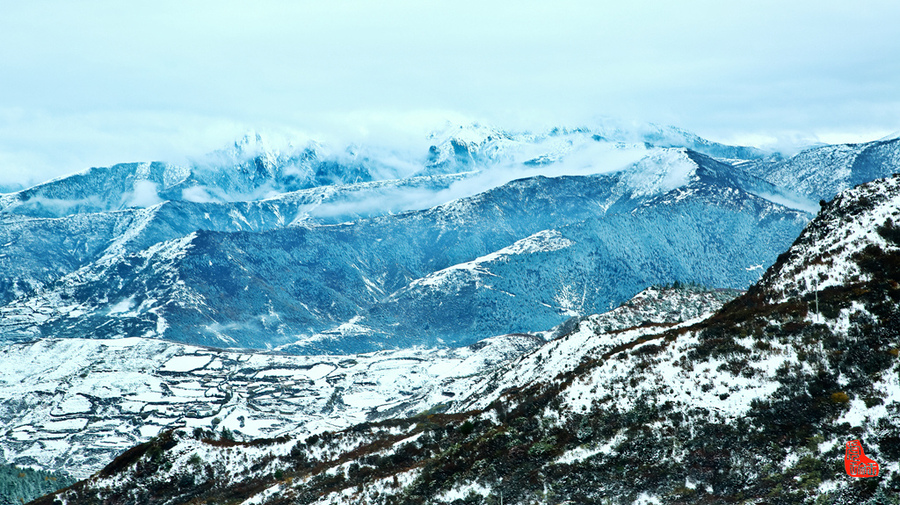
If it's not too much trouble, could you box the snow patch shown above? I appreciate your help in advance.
[160,354,213,372]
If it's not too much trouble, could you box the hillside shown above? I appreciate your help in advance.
[739,137,900,202]
[35,176,900,504]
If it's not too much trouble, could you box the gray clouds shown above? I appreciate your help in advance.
[1,0,899,186]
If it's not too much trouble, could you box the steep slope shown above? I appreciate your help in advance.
[0,172,630,348]
[0,173,469,308]
[0,211,136,306]
[0,201,304,308]
[573,283,743,335]
[42,175,900,504]
[321,178,806,353]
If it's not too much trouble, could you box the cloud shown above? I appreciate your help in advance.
[182,186,219,204]
[1,2,899,187]
[751,190,820,215]
[288,141,650,223]
[293,184,463,222]
[125,180,163,208]
[4,194,107,215]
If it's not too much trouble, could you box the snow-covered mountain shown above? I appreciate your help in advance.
[0,122,894,356]
[0,121,775,221]
[0,146,809,352]
[0,133,392,219]
[739,136,900,202]
[331,178,806,353]
[421,120,771,176]
[36,174,900,505]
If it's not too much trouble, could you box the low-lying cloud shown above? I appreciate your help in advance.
[124,180,163,208]
[283,143,650,223]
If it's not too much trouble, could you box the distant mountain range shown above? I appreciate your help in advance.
[1,124,899,354]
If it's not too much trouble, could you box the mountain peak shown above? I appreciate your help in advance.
[234,130,265,150]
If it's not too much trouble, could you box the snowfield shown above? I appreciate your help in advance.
[0,333,538,478]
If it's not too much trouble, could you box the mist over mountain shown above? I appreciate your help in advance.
[0,121,779,219]
[0,122,828,353]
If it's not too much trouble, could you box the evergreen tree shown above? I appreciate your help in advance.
[0,463,75,505]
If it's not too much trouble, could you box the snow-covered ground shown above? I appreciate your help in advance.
[0,333,539,478]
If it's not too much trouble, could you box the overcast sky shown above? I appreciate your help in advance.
[1,0,899,187]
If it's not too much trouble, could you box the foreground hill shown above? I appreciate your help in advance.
[37,176,900,504]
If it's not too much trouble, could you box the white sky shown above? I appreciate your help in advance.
[1,0,899,187]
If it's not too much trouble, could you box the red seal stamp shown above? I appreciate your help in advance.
[845,439,879,478]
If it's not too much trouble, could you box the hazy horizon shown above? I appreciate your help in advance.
[2,1,899,187]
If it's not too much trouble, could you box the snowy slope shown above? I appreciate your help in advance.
[757,173,900,299]
[0,147,811,352]
[572,284,744,335]
[328,179,806,352]
[0,171,476,312]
